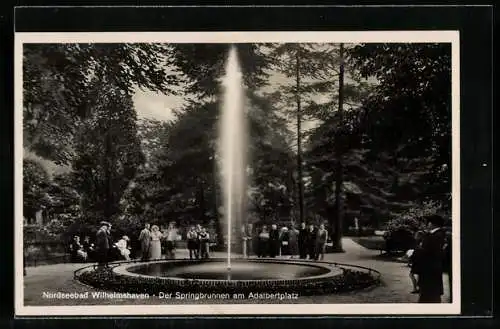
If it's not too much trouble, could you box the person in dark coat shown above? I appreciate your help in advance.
[298,222,308,259]
[186,226,198,260]
[306,224,317,260]
[288,224,299,258]
[246,223,254,257]
[280,227,290,256]
[268,224,280,258]
[195,224,202,259]
[418,215,446,303]
[95,221,112,268]
[257,226,269,258]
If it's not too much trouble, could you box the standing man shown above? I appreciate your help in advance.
[195,224,202,259]
[268,224,280,258]
[241,224,248,258]
[306,223,317,260]
[138,223,151,261]
[418,215,446,303]
[298,222,307,259]
[165,222,178,259]
[315,223,328,261]
[246,223,254,257]
[95,221,111,268]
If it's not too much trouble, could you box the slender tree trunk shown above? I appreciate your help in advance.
[333,43,345,252]
[296,47,305,225]
[105,114,112,223]
[198,182,206,223]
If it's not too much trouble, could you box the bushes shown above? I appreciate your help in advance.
[346,226,375,237]
[383,201,450,254]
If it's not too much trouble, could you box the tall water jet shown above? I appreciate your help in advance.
[218,46,248,277]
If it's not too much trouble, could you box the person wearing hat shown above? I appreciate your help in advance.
[298,222,308,259]
[315,223,328,261]
[95,221,111,268]
[418,214,446,303]
[138,223,151,261]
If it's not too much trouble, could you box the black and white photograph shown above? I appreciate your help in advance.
[15,31,460,316]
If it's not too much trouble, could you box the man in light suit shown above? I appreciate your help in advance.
[138,223,151,261]
[418,215,446,303]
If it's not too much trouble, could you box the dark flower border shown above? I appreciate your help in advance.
[76,261,380,296]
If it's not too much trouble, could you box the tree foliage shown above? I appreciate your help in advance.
[72,84,144,224]
[349,43,451,206]
[23,43,180,164]
[23,159,50,220]
[171,44,271,97]
[304,43,452,229]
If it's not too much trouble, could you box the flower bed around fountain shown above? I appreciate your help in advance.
[75,258,381,296]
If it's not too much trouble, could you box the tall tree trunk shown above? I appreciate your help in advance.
[198,182,206,223]
[296,47,305,225]
[105,113,112,223]
[333,43,345,252]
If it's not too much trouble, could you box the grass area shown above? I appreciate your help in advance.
[351,236,386,251]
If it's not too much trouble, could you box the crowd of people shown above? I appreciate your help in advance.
[69,220,332,266]
[241,222,331,261]
[69,221,216,267]
[68,215,452,303]
[137,222,180,261]
[69,222,135,265]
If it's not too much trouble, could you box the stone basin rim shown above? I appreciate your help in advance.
[111,258,344,283]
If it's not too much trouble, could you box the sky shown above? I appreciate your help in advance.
[133,88,182,122]
[132,64,332,124]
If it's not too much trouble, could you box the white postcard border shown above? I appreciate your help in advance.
[15,31,461,316]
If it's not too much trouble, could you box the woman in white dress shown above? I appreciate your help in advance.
[115,235,131,260]
[149,225,163,260]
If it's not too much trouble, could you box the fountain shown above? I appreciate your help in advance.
[219,46,248,278]
[76,47,380,297]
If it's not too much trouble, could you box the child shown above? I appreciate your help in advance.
[408,230,424,293]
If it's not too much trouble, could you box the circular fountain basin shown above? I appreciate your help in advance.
[76,258,380,296]
[123,259,339,281]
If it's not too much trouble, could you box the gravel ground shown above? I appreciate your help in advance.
[23,238,451,306]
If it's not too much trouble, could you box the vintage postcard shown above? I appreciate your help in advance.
[15,31,460,316]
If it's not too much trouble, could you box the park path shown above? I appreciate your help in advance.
[22,238,450,306]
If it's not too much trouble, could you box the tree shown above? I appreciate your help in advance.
[333,43,346,251]
[23,43,180,164]
[171,43,271,97]
[349,43,452,208]
[72,83,144,225]
[44,172,81,217]
[267,43,373,250]
[136,118,173,169]
[23,159,50,222]
[265,43,334,224]
[246,92,295,224]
